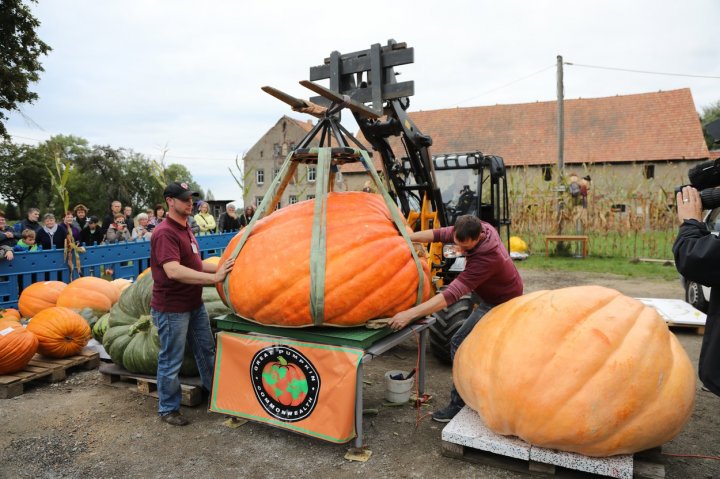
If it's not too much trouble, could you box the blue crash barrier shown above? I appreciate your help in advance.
[0,232,237,310]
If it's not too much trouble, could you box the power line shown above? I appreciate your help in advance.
[451,64,556,107]
[565,62,720,79]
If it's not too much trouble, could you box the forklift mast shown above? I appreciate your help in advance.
[307,40,450,228]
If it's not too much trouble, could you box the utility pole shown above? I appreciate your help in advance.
[556,55,565,235]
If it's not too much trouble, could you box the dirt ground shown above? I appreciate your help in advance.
[1,270,718,479]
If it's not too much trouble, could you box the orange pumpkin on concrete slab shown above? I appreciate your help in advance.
[26,307,91,358]
[56,277,120,314]
[217,192,433,327]
[0,322,39,374]
[454,285,696,457]
[18,281,67,318]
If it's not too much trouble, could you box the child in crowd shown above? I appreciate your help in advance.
[14,229,38,252]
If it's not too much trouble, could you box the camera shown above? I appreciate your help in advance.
[676,119,720,209]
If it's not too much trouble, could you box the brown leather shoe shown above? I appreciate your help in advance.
[161,411,189,426]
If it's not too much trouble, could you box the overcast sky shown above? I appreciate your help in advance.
[7,0,719,204]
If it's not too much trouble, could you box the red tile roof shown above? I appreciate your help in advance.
[388,89,709,166]
[286,116,315,133]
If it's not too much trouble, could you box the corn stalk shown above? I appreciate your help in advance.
[47,152,84,276]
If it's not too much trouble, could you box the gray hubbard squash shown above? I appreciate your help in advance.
[102,273,198,376]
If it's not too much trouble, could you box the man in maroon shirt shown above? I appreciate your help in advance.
[150,181,234,426]
[388,215,523,422]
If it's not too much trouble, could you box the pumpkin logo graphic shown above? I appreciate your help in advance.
[250,345,320,422]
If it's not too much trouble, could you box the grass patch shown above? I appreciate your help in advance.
[515,255,681,281]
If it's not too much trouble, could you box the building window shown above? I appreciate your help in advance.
[255,196,263,207]
[308,166,316,182]
[273,143,281,157]
[289,195,298,204]
[643,164,655,179]
[307,194,315,200]
[542,166,552,182]
[275,201,281,210]
[281,143,288,156]
[273,168,280,179]
[256,169,264,185]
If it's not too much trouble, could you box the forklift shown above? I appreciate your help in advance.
[263,39,511,363]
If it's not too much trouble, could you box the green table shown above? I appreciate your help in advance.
[215,314,394,349]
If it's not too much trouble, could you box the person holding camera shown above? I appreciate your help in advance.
[673,185,719,397]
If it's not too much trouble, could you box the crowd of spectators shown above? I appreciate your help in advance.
[0,200,255,262]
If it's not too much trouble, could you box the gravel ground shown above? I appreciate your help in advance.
[0,271,718,478]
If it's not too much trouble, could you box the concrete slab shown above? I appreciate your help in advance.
[441,407,530,460]
[636,297,706,326]
[442,407,634,479]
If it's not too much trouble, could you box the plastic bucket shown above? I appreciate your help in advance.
[384,370,415,404]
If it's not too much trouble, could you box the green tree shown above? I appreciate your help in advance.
[164,164,203,195]
[121,153,162,210]
[701,100,720,150]
[0,140,51,213]
[0,0,51,139]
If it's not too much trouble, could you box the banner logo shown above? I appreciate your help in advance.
[250,345,321,422]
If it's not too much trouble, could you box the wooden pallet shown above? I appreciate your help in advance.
[0,350,100,399]
[442,441,665,478]
[441,407,665,479]
[668,323,705,335]
[99,362,203,407]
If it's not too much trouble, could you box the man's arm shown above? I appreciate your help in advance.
[409,229,434,243]
[163,258,235,285]
[387,293,447,331]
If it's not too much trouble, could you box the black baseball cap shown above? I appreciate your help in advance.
[163,181,200,200]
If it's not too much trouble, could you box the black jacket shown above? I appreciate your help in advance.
[217,212,241,233]
[673,219,720,396]
[80,226,105,246]
[37,226,66,250]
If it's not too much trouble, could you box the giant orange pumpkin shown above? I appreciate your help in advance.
[26,307,92,358]
[0,322,39,374]
[18,281,67,318]
[217,192,433,327]
[454,286,696,457]
[56,277,120,314]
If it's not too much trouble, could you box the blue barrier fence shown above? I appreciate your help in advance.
[0,232,236,310]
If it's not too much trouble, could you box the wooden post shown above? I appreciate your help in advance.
[556,55,566,237]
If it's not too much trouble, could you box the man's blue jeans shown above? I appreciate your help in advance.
[151,305,215,416]
[449,300,495,408]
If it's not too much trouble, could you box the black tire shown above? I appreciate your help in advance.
[429,296,476,364]
[685,280,709,313]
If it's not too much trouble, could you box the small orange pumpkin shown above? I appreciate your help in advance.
[18,281,67,318]
[454,286,696,457]
[202,256,221,267]
[0,322,39,374]
[0,308,21,321]
[56,277,120,314]
[26,307,91,358]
